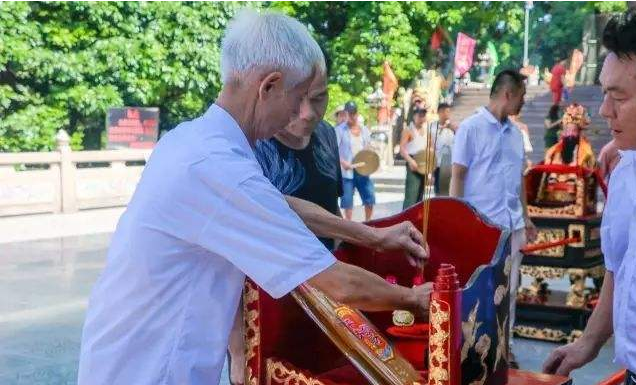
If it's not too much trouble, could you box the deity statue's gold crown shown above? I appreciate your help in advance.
[562,103,591,128]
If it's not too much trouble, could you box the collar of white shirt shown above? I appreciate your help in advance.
[203,103,255,158]
[478,106,512,131]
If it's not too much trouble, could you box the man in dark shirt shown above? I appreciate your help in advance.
[255,120,342,249]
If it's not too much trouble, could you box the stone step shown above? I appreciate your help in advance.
[374,184,405,194]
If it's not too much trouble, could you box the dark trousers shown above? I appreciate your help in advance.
[403,166,425,209]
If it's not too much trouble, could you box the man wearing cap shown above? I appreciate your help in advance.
[334,105,348,126]
[336,101,377,221]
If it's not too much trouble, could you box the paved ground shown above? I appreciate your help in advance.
[0,204,618,385]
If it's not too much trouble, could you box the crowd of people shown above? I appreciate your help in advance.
[73,6,636,385]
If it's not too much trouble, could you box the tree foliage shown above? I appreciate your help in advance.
[0,1,243,151]
[0,1,628,151]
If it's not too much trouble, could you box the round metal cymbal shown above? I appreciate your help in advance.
[352,149,380,176]
[412,149,436,175]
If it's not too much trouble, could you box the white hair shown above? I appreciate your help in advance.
[221,9,326,87]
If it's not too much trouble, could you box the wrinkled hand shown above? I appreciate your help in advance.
[543,339,598,376]
[525,218,538,243]
[412,282,434,318]
[373,221,429,267]
[408,159,419,172]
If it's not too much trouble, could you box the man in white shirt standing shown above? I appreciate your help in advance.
[544,11,636,383]
[77,10,432,385]
[450,69,538,367]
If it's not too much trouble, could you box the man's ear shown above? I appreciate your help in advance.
[258,72,284,101]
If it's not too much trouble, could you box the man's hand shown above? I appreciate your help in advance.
[341,160,353,170]
[408,159,419,172]
[525,218,538,243]
[543,338,599,376]
[372,222,429,267]
[412,282,434,318]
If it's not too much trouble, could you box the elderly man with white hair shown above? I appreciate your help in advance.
[77,10,432,385]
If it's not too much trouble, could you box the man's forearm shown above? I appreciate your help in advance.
[449,164,466,198]
[285,196,380,248]
[309,261,420,312]
[579,271,614,350]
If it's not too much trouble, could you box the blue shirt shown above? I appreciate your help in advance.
[335,122,372,179]
[452,107,525,231]
[78,104,335,385]
[601,150,636,371]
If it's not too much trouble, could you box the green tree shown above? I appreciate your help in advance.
[1,1,244,151]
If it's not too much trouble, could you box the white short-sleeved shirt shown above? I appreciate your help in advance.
[77,104,336,385]
[430,121,455,167]
[452,107,525,231]
[601,150,636,371]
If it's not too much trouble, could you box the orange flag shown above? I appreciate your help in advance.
[379,61,399,125]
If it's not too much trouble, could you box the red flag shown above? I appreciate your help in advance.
[431,27,443,50]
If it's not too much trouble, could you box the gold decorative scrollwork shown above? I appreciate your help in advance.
[513,325,583,343]
[568,224,586,248]
[566,269,586,308]
[520,265,567,279]
[588,265,606,279]
[461,301,481,364]
[244,280,260,385]
[527,228,567,257]
[265,359,326,385]
[429,300,450,385]
[528,204,578,218]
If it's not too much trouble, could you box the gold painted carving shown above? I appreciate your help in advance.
[566,269,586,308]
[461,301,481,364]
[469,334,492,385]
[568,224,586,248]
[520,265,567,279]
[494,314,508,371]
[528,228,566,257]
[244,280,260,385]
[513,325,583,343]
[265,359,326,385]
[429,300,450,385]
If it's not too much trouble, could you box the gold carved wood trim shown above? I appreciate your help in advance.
[429,299,451,385]
[513,325,583,343]
[567,224,586,248]
[265,359,327,385]
[244,280,260,385]
[528,228,566,257]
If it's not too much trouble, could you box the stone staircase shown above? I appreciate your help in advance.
[451,85,609,164]
[372,84,609,194]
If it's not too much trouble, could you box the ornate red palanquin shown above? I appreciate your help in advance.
[242,198,572,385]
[516,164,607,343]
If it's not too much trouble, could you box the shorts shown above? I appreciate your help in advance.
[340,172,376,209]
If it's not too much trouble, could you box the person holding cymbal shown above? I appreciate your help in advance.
[336,101,377,221]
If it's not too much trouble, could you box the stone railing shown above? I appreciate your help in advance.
[0,130,152,217]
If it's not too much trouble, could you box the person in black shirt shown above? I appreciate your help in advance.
[255,120,342,249]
